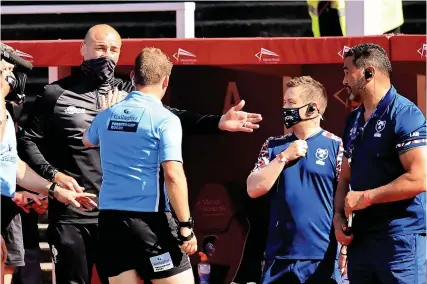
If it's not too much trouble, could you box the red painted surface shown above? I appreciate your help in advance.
[5,35,424,284]
[4,36,392,66]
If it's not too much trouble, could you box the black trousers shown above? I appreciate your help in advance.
[47,223,108,284]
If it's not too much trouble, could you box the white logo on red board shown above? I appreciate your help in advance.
[255,48,280,63]
[417,43,426,57]
[338,45,351,59]
[173,48,197,63]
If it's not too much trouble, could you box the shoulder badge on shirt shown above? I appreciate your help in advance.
[322,131,342,142]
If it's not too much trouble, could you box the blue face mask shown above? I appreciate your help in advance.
[282,103,319,129]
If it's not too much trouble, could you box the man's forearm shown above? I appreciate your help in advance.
[165,106,222,135]
[247,158,286,198]
[16,159,50,195]
[165,173,191,222]
[366,172,426,205]
[17,130,57,181]
[334,178,349,216]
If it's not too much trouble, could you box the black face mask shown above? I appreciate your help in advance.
[282,103,318,129]
[81,57,116,84]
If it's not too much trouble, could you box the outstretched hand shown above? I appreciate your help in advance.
[53,186,97,211]
[100,87,125,110]
[218,100,262,133]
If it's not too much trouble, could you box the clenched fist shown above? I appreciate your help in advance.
[282,140,308,162]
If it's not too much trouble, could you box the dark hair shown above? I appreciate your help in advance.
[134,47,173,86]
[286,76,328,114]
[345,43,392,78]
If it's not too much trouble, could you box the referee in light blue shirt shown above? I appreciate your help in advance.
[83,47,197,284]
[334,43,426,284]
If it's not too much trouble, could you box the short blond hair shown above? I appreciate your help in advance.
[286,76,328,114]
[133,47,173,86]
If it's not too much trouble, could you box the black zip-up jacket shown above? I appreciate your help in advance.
[18,70,221,224]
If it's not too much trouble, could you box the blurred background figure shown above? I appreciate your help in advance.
[307,0,346,37]
[307,0,404,37]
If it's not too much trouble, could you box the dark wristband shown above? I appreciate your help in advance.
[48,183,57,199]
[178,217,194,229]
[178,231,194,244]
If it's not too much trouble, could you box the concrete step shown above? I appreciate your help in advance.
[38,218,52,284]
[40,262,52,272]
[38,223,48,243]
[39,241,52,263]
[41,262,53,284]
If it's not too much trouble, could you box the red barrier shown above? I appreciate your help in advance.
[4,36,393,66]
[4,35,425,284]
[390,34,426,61]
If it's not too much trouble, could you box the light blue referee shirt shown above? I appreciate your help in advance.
[86,91,183,212]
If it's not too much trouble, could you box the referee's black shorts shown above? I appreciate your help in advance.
[98,210,192,280]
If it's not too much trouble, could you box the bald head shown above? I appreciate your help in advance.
[84,24,121,44]
[81,24,122,63]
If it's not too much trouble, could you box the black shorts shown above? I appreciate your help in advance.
[98,210,192,280]
[1,196,25,267]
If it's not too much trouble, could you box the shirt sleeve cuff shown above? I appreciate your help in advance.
[396,138,427,153]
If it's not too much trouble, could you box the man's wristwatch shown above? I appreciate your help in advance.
[178,231,195,244]
[48,183,58,199]
[276,152,288,164]
[178,217,195,229]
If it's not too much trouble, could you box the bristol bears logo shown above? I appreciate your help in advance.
[315,148,329,165]
[374,120,386,137]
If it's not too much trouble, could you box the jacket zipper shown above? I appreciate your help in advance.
[95,89,100,110]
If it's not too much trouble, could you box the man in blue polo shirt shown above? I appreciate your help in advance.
[83,47,197,284]
[334,43,426,284]
[247,76,343,283]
